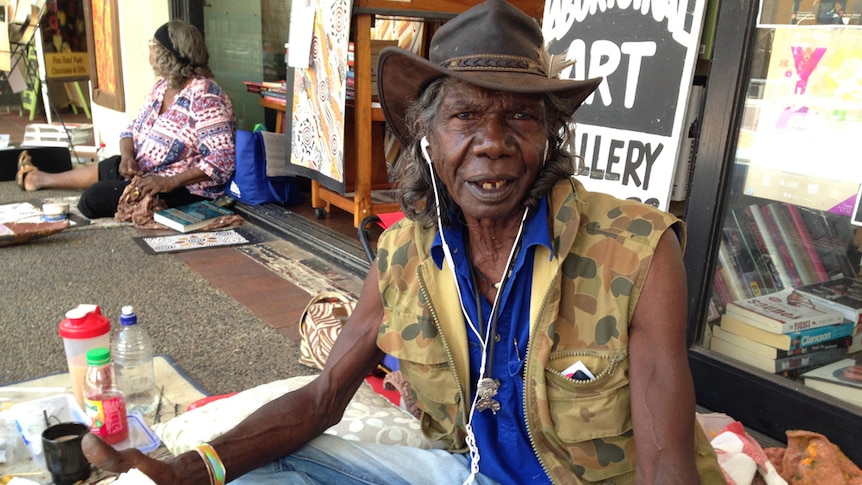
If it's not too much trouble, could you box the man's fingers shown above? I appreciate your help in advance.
[82,433,136,473]
[83,433,174,483]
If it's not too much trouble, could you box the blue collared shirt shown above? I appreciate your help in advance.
[431,197,552,484]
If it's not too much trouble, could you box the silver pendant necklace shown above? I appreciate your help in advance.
[464,208,528,415]
[475,377,501,413]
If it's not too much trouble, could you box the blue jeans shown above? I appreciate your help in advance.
[232,434,501,485]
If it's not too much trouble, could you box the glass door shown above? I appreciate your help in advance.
[683,0,862,463]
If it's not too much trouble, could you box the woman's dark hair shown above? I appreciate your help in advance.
[392,77,583,228]
[152,21,213,88]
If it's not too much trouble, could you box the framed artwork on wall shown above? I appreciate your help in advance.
[82,0,124,111]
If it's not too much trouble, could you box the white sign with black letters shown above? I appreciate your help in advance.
[543,0,706,210]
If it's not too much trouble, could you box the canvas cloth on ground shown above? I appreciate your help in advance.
[152,375,446,456]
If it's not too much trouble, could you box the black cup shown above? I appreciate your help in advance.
[41,422,91,485]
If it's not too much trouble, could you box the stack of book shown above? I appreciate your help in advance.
[242,81,288,106]
[795,277,862,353]
[711,288,854,376]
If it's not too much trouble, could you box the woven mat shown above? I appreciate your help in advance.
[0,355,207,484]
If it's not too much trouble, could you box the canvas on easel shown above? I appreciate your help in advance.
[287,0,352,193]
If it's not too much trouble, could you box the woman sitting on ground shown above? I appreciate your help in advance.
[16,20,236,220]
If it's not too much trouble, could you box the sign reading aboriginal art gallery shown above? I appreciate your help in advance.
[543,0,706,210]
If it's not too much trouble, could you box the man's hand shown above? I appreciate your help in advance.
[82,433,180,484]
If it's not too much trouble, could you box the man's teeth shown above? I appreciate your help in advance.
[479,180,506,189]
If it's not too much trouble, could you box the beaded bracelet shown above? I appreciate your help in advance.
[195,443,226,485]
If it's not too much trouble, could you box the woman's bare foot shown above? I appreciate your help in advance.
[15,151,38,191]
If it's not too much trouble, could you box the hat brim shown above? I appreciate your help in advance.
[377,46,603,147]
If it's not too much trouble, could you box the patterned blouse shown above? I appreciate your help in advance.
[120,77,236,198]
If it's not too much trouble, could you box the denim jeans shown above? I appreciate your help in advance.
[232,434,502,485]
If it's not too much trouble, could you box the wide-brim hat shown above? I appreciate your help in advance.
[377,0,603,146]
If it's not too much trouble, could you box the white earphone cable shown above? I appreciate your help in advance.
[421,137,528,485]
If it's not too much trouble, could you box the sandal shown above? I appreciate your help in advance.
[16,150,36,191]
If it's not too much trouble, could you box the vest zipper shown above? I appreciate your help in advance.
[523,272,557,483]
[417,268,470,442]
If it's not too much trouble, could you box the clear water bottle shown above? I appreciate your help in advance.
[112,306,157,415]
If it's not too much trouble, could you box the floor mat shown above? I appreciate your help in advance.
[134,227,258,254]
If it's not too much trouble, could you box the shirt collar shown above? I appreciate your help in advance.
[431,196,552,269]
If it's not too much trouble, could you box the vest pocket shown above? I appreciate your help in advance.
[543,351,637,481]
[545,350,632,442]
[400,359,463,446]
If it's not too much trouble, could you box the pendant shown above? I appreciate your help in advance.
[475,377,501,413]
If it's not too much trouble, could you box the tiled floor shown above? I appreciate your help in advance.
[1,108,371,345]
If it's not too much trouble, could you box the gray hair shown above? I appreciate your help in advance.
[152,21,213,88]
[392,77,583,229]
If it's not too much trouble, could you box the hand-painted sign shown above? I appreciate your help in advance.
[543,0,706,209]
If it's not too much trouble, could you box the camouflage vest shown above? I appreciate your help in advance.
[376,179,724,484]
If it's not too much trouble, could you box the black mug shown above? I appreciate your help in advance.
[41,422,91,485]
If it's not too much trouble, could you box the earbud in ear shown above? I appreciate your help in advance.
[420,136,432,165]
[543,140,549,164]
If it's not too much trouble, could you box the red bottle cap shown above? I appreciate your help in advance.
[58,304,111,339]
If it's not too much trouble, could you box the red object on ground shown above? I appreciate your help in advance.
[365,374,401,406]
[185,375,401,412]
[187,392,239,411]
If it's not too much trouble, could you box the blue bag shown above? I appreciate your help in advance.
[228,126,302,206]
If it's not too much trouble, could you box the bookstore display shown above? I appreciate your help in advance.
[700,5,862,412]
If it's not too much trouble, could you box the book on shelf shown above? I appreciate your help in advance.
[766,203,818,285]
[758,203,805,287]
[716,242,749,302]
[725,287,845,334]
[747,204,795,290]
[712,324,851,359]
[721,216,767,297]
[243,80,286,94]
[785,203,829,281]
[795,205,856,280]
[801,358,862,407]
[710,268,733,315]
[153,200,235,233]
[262,94,287,106]
[242,81,264,94]
[727,207,780,294]
[671,84,704,201]
[795,277,862,326]
[850,332,862,354]
[261,80,286,90]
[710,335,848,374]
[739,205,785,292]
[718,313,855,351]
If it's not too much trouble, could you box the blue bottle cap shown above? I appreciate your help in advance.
[120,305,137,326]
